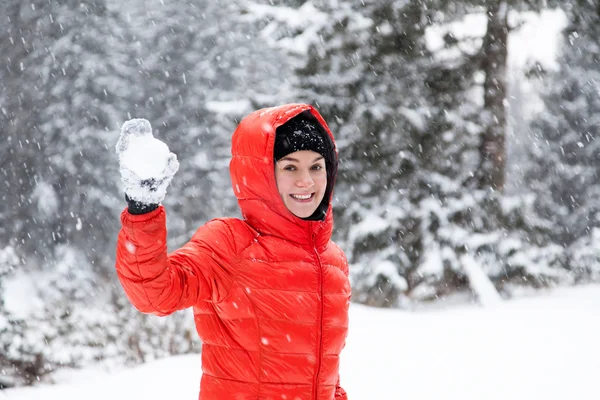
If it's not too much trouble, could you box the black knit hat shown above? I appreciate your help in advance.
[274,113,330,161]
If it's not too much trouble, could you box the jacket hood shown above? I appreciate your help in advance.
[229,104,338,249]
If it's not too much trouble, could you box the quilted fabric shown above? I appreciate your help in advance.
[116,104,351,400]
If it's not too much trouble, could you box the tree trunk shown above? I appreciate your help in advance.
[477,1,508,191]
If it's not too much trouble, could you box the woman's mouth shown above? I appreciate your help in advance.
[290,193,314,202]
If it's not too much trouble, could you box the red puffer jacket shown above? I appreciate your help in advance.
[115,103,351,400]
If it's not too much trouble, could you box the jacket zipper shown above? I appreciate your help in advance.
[312,231,324,400]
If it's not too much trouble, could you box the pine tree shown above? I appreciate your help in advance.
[290,0,567,306]
[0,0,301,382]
[0,0,137,269]
[526,1,600,280]
[281,0,480,305]
[0,1,152,383]
[0,246,37,388]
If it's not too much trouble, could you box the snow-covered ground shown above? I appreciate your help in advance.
[4,284,599,400]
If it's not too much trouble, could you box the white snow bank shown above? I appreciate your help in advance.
[5,284,600,400]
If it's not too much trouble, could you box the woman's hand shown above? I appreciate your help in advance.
[115,118,179,204]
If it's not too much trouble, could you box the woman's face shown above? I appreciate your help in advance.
[275,150,327,218]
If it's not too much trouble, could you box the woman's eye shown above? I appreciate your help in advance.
[311,165,324,171]
[284,165,296,171]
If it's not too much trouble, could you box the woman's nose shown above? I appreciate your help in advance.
[296,173,314,188]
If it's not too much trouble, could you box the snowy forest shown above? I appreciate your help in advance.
[1,0,600,389]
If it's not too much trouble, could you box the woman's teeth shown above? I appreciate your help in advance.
[291,193,312,200]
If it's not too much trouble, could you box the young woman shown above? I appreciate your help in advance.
[115,103,351,400]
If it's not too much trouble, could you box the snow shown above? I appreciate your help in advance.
[3,271,43,319]
[348,213,389,244]
[426,8,567,123]
[461,254,503,306]
[506,9,568,72]
[205,99,252,115]
[425,9,567,71]
[246,1,326,32]
[370,260,409,291]
[120,135,171,180]
[115,118,179,203]
[398,106,426,132]
[418,242,444,276]
[4,284,599,399]
[32,181,59,219]
[244,1,329,55]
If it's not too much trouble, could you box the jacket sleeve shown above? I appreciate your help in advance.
[115,206,237,316]
[335,375,348,400]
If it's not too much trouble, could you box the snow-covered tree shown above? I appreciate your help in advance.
[268,0,571,306]
[527,3,600,245]
[0,0,308,386]
[0,246,39,388]
[0,0,136,270]
[525,1,600,280]
[280,0,479,305]
[0,0,207,384]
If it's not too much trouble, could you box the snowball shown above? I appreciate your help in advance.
[121,118,152,136]
[120,135,171,179]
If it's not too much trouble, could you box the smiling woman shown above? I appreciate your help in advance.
[115,104,350,400]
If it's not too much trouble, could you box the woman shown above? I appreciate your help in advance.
[115,103,351,400]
